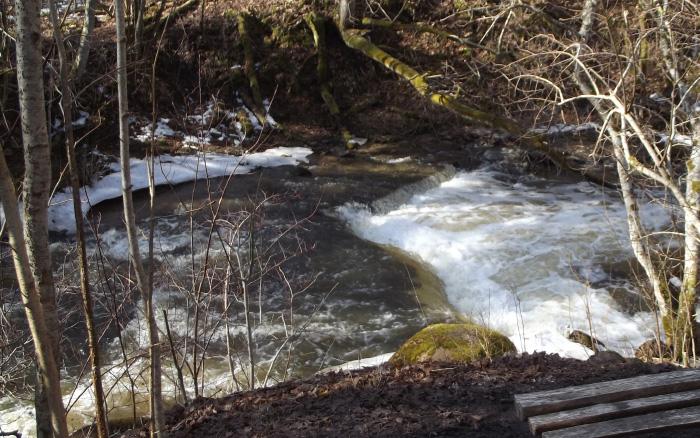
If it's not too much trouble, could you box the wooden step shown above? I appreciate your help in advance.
[514,369,700,419]
[528,388,700,434]
[540,404,700,437]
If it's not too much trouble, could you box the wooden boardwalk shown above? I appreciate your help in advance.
[514,369,700,437]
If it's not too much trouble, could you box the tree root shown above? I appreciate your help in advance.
[237,13,268,127]
[340,28,615,188]
[306,13,355,148]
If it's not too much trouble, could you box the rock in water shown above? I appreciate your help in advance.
[389,323,516,367]
[568,329,607,351]
[635,339,672,362]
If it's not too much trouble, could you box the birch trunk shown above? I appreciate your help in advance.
[339,0,357,30]
[115,0,166,435]
[13,1,63,436]
[0,147,68,438]
[681,141,700,363]
[678,97,700,364]
[570,51,675,341]
[610,129,672,320]
[652,0,700,361]
[578,0,598,42]
[47,1,109,435]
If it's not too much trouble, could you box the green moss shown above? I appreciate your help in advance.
[389,323,516,367]
[692,180,700,194]
[224,9,237,20]
[453,0,469,10]
[237,110,255,137]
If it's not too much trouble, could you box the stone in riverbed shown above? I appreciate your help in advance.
[635,339,672,362]
[567,329,607,351]
[389,323,516,367]
[588,350,626,365]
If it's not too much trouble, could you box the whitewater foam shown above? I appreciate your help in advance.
[339,168,669,359]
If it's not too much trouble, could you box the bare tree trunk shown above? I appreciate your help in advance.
[0,0,10,110]
[610,126,671,319]
[652,0,700,362]
[223,258,240,392]
[13,1,63,436]
[571,54,675,330]
[114,0,166,435]
[339,0,357,30]
[306,13,354,147]
[0,146,68,438]
[681,143,700,363]
[233,215,256,390]
[47,1,109,435]
[135,0,146,55]
[73,0,98,81]
[2,7,68,434]
[578,0,598,42]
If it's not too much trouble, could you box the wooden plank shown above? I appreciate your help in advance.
[541,404,700,438]
[529,388,700,434]
[514,369,700,419]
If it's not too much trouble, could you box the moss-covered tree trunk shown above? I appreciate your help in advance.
[237,13,267,126]
[340,27,612,187]
[306,13,353,147]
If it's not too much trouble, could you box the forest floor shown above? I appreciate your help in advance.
[118,352,700,438]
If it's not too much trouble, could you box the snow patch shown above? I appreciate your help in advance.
[530,122,600,135]
[46,147,312,233]
[319,353,394,374]
[387,156,412,164]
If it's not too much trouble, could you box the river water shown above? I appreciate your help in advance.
[340,166,669,358]
[0,148,668,436]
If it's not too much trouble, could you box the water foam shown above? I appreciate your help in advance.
[339,168,668,359]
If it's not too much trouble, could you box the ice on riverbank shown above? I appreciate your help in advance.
[47,147,312,233]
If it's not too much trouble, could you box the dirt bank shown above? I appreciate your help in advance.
[119,353,699,438]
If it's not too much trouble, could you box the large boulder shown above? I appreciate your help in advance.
[389,323,516,367]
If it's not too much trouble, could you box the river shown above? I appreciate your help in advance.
[0,146,667,436]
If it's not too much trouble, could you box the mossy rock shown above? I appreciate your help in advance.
[389,323,516,367]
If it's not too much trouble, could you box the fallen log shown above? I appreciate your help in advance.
[306,13,355,148]
[340,28,615,188]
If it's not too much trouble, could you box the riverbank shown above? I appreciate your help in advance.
[119,352,696,438]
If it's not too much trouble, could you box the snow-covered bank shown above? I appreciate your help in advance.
[46,147,312,233]
[319,352,394,374]
[339,167,669,360]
